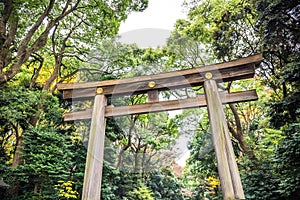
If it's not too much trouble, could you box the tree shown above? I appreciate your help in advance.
[178,0,261,60]
[2,0,298,199]
[0,84,63,166]
[0,0,148,86]
[248,1,300,197]
[0,0,149,175]
[182,110,221,200]
[168,0,263,163]
[146,168,184,200]
[0,87,77,199]
[14,126,73,199]
[127,183,154,200]
[172,0,299,199]
[113,109,179,175]
[256,0,300,128]
[274,123,300,199]
[167,22,217,69]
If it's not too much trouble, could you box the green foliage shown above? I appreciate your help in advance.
[0,83,85,199]
[0,84,63,165]
[101,162,123,200]
[101,165,186,200]
[69,141,86,196]
[55,180,79,199]
[176,0,260,60]
[275,123,300,199]
[181,111,222,200]
[267,83,300,129]
[239,117,298,200]
[110,110,179,174]
[78,39,144,82]
[1,0,299,199]
[256,0,300,128]
[241,124,300,199]
[0,0,149,86]
[146,168,184,200]
[173,0,299,199]
[166,31,215,68]
[14,126,73,199]
[127,183,154,200]
[0,85,39,127]
[242,163,281,200]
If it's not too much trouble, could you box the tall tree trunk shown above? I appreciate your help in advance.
[12,136,23,167]
[34,183,38,195]
[0,0,56,85]
[228,103,259,165]
[133,138,141,174]
[141,145,148,178]
[116,116,137,169]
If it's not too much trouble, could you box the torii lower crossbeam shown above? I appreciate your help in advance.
[58,54,262,200]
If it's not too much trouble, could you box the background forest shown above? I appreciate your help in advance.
[0,0,299,199]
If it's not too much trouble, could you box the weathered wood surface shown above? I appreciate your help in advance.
[81,95,106,200]
[148,90,159,103]
[204,79,235,199]
[223,115,245,199]
[63,90,257,121]
[204,79,245,200]
[58,54,262,99]
[58,54,262,200]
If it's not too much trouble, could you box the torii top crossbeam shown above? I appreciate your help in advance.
[57,53,263,200]
[57,54,262,100]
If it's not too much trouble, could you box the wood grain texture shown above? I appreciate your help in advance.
[223,114,246,199]
[148,90,159,103]
[204,79,235,199]
[65,55,262,200]
[81,95,106,200]
[204,79,245,199]
[63,90,258,121]
[58,54,262,90]
[58,54,262,99]
[62,64,256,99]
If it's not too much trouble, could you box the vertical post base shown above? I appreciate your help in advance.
[82,95,107,200]
[204,78,245,200]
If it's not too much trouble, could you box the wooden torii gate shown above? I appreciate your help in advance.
[58,54,262,200]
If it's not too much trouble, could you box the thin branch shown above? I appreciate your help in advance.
[29,53,44,89]
[18,0,55,54]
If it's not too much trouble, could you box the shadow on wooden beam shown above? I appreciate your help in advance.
[64,90,258,121]
[58,54,262,100]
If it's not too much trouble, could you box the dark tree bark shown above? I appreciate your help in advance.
[228,103,259,165]
[0,0,80,85]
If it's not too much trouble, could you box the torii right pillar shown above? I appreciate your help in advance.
[204,72,245,200]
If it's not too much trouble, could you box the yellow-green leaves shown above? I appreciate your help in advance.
[55,180,79,199]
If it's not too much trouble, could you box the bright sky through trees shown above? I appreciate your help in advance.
[118,0,187,47]
[118,1,191,167]
[119,0,187,33]
[1,0,299,199]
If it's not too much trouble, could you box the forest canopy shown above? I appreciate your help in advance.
[0,0,299,199]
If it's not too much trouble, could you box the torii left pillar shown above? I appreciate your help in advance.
[81,93,107,200]
[58,54,262,200]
